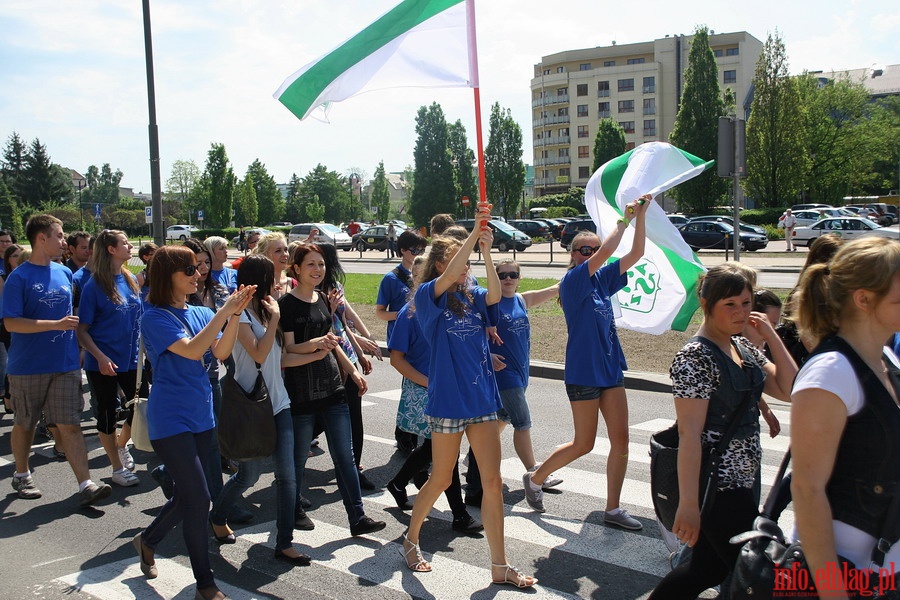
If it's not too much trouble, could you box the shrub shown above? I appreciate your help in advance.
[740,208,787,226]
[762,224,785,240]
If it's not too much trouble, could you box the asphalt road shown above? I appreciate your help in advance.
[0,365,792,599]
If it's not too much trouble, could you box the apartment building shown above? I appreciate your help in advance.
[531,31,763,196]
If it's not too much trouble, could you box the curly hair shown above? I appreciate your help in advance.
[410,235,472,317]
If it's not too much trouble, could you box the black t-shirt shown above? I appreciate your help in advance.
[278,292,344,414]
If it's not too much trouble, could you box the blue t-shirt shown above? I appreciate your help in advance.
[141,305,218,439]
[71,266,93,310]
[3,261,80,375]
[414,280,502,419]
[494,294,530,391]
[210,267,237,293]
[78,273,142,373]
[376,265,412,340]
[387,303,430,377]
[560,260,628,387]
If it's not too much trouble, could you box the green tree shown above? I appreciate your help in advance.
[165,159,200,222]
[299,165,350,224]
[448,120,477,215]
[284,173,304,224]
[0,178,24,240]
[745,31,808,207]
[246,159,283,225]
[668,25,729,212]
[410,103,455,226]
[592,118,627,173]
[20,139,72,208]
[306,194,325,223]
[371,161,390,222]
[484,102,525,220]
[234,173,258,227]
[82,163,123,206]
[863,96,900,195]
[1,132,28,203]
[200,143,236,227]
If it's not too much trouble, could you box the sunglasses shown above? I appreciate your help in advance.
[575,245,601,257]
[497,272,520,280]
[408,247,426,256]
[179,264,200,276]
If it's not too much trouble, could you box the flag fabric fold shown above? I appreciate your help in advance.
[275,0,471,121]
[584,142,713,334]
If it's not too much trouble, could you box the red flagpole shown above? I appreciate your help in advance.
[466,0,487,204]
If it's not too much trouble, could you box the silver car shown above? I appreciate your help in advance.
[288,223,353,250]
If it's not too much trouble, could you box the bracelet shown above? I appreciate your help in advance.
[617,217,629,226]
[233,313,242,317]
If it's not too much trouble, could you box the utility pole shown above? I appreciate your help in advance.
[142,0,164,246]
[718,116,746,261]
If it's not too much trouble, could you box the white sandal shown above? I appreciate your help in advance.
[400,534,431,572]
[491,563,537,588]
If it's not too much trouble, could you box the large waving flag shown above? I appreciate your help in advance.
[275,0,472,121]
[585,142,712,334]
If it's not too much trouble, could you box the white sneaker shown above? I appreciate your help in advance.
[527,465,563,490]
[111,469,139,487]
[118,447,135,472]
[522,473,545,512]
[603,508,643,530]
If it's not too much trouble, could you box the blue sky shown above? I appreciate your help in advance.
[1,0,896,193]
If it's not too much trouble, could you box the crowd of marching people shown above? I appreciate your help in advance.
[1,203,898,599]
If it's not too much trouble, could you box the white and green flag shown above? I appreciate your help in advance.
[585,142,713,334]
[275,0,472,121]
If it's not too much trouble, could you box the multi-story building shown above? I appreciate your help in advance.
[531,31,763,196]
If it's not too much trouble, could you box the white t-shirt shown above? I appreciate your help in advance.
[791,349,900,570]
[782,214,797,229]
[232,310,291,416]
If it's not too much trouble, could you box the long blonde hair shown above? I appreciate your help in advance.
[411,236,472,317]
[89,229,138,304]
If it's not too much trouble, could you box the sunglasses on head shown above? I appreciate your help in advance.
[179,264,200,276]
[575,245,601,257]
[497,271,520,280]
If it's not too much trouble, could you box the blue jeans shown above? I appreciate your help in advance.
[210,410,296,551]
[293,403,365,526]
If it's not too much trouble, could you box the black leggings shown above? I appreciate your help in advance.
[649,487,758,599]
[391,438,468,518]
[85,370,137,435]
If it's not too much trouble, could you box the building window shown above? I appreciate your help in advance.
[627,57,645,65]
[726,47,739,56]
[723,70,737,84]
[579,63,592,71]
[577,104,589,117]
[577,125,589,138]
[618,100,634,113]
[713,49,723,58]
[541,150,549,158]
[578,146,590,159]
[543,69,551,75]
[556,66,565,73]
[619,121,635,134]
[559,168,570,177]
[598,80,610,97]
[643,119,656,136]
[598,102,610,118]
[643,97,656,115]
[559,148,569,157]
[643,76,655,93]
[559,127,569,137]
[576,84,588,97]
[558,107,568,117]
[604,60,615,67]
[618,78,634,92]
[578,166,591,179]
[557,87,568,96]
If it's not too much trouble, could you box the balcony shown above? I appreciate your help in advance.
[534,156,572,167]
[532,115,570,127]
[531,94,569,108]
[534,136,571,147]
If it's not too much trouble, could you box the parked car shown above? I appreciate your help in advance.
[165,224,199,241]
[688,215,767,236]
[777,208,856,228]
[678,221,768,251]
[791,203,833,212]
[791,217,900,246]
[667,214,690,227]
[287,223,353,250]
[454,219,532,251]
[508,219,551,239]
[351,225,400,251]
[229,227,271,248]
[845,203,894,226]
[530,218,565,240]
[559,218,596,250]
[266,222,293,228]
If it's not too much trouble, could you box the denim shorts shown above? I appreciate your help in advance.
[429,412,499,434]
[497,387,532,430]
[565,379,624,402]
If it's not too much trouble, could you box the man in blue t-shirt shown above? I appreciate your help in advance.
[3,214,111,506]
[375,229,426,454]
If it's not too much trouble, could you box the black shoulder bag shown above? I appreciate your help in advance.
[650,339,757,532]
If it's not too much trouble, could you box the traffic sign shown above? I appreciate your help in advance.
[145,207,152,224]
[94,203,101,221]
[197,209,204,222]
[462,196,470,206]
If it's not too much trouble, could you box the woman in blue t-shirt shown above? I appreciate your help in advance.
[524,195,650,531]
[135,245,255,600]
[76,230,142,488]
[402,211,537,589]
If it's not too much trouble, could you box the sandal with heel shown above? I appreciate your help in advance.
[491,563,537,588]
[400,533,431,572]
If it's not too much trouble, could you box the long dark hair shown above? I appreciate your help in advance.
[317,243,345,294]
[237,254,283,346]
[182,238,215,302]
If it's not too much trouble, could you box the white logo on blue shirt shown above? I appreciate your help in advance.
[444,311,483,341]
[39,289,68,309]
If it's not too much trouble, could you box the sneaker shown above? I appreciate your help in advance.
[80,482,112,507]
[150,466,174,500]
[528,465,563,490]
[386,480,413,510]
[112,469,140,487]
[11,475,42,499]
[294,508,315,531]
[451,513,484,534]
[350,516,386,537]
[522,473,545,513]
[118,447,135,472]
[603,509,643,531]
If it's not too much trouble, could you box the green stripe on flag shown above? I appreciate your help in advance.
[278,0,464,120]
[677,147,714,169]
[661,246,705,331]
[598,149,635,213]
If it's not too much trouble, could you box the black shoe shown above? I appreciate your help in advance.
[357,469,377,490]
[350,516,386,537]
[412,470,429,490]
[452,513,484,534]
[295,508,315,530]
[150,466,175,500]
[464,492,482,508]
[386,481,413,510]
[274,549,311,566]
[209,518,236,544]
[227,505,254,524]
[222,458,239,475]
[298,495,312,509]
